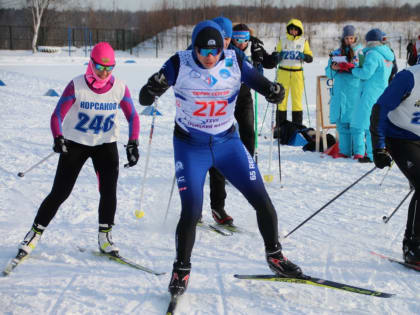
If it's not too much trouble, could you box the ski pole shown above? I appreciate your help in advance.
[301,61,311,127]
[277,128,282,187]
[283,166,377,239]
[382,188,414,223]
[164,174,177,223]
[17,152,55,177]
[263,102,275,183]
[264,67,280,183]
[254,90,259,164]
[379,161,394,186]
[135,99,159,218]
[258,102,270,137]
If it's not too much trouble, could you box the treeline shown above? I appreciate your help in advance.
[1,4,419,44]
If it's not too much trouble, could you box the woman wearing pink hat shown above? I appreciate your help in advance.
[16,42,140,259]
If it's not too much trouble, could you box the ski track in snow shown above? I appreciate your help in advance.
[0,50,419,314]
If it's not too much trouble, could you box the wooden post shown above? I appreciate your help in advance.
[315,76,336,152]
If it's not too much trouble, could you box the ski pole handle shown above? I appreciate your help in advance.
[17,152,55,177]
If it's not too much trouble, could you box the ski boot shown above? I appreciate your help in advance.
[403,236,420,265]
[212,208,233,226]
[358,156,373,163]
[98,224,119,254]
[19,223,45,254]
[266,243,303,277]
[168,261,191,296]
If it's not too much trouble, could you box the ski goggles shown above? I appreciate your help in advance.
[92,59,115,71]
[197,47,222,57]
[232,31,250,43]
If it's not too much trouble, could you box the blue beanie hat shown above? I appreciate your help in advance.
[212,16,233,38]
[192,20,224,49]
[342,25,355,38]
[365,28,384,42]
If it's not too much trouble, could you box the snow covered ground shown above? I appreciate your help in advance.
[0,48,418,314]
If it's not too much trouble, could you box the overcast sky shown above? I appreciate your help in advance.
[1,0,419,11]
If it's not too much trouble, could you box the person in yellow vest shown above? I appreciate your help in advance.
[274,18,313,133]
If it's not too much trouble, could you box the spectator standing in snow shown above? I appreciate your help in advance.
[407,35,420,66]
[325,25,363,158]
[17,42,140,258]
[139,20,302,297]
[370,64,420,265]
[350,28,395,163]
[274,18,313,133]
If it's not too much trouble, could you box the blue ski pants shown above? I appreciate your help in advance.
[172,126,279,263]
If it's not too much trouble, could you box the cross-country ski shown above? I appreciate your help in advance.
[234,274,394,298]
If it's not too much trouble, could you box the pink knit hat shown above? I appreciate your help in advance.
[90,42,115,65]
[85,42,115,89]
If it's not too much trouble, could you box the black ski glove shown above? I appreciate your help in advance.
[373,148,392,169]
[265,82,285,104]
[250,36,264,46]
[125,139,139,168]
[146,72,169,97]
[53,135,68,154]
[272,52,283,65]
[251,41,265,64]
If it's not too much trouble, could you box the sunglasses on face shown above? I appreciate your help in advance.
[198,47,221,57]
[235,38,249,43]
[92,60,115,71]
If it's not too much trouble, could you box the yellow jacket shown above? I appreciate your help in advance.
[276,19,313,70]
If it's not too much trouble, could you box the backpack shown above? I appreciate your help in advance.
[277,119,336,152]
[302,130,336,152]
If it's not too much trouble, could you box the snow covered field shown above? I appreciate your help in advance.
[0,48,418,314]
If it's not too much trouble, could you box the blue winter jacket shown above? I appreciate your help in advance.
[370,69,419,149]
[325,43,363,124]
[350,44,394,129]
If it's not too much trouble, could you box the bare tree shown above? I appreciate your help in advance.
[27,0,64,53]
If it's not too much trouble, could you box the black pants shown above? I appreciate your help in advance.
[34,141,119,227]
[209,84,255,210]
[387,137,420,238]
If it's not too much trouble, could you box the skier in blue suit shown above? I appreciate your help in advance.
[207,17,280,226]
[325,25,363,158]
[350,28,395,163]
[139,20,302,297]
[370,64,420,265]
